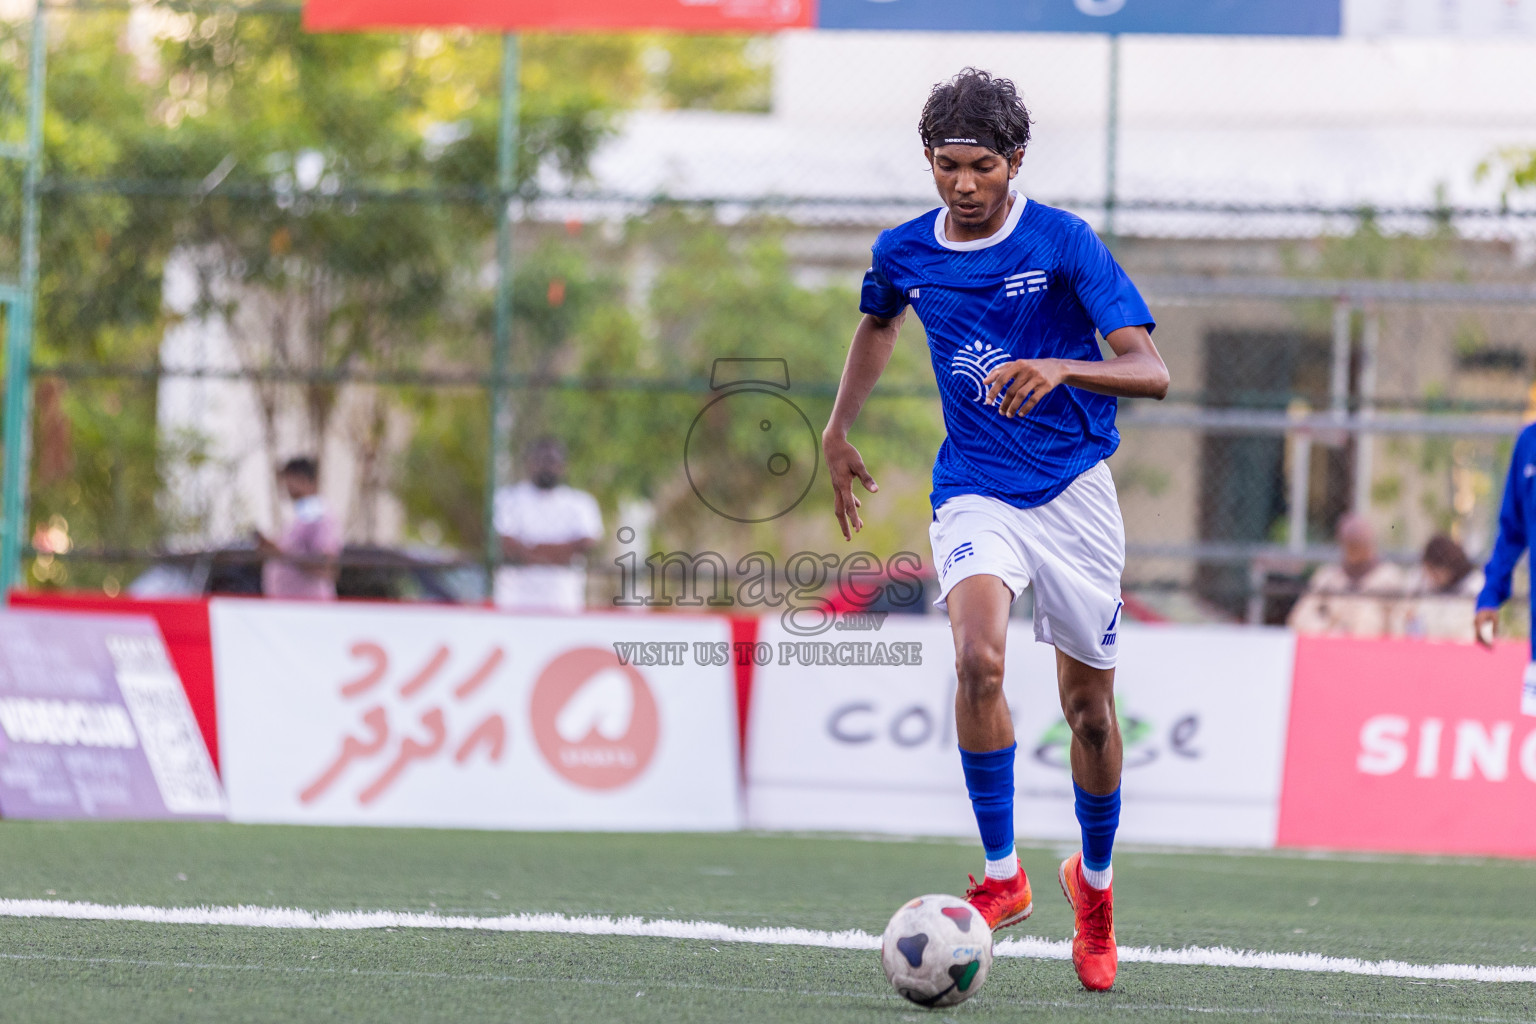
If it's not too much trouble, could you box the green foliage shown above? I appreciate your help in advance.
[434,33,771,193]
[4,5,780,580]
[394,215,943,556]
[397,388,488,549]
[648,36,772,112]
[1282,209,1470,375]
[9,14,191,586]
[1477,146,1536,200]
[1308,208,1465,283]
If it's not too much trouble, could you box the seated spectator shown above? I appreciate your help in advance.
[1395,534,1483,642]
[256,456,343,600]
[1288,513,1405,637]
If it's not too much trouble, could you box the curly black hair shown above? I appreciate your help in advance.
[918,68,1032,156]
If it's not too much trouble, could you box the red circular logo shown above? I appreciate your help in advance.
[530,647,659,789]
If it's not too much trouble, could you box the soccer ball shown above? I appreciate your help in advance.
[880,894,993,1007]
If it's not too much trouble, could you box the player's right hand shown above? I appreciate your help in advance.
[822,433,878,540]
[1474,607,1499,649]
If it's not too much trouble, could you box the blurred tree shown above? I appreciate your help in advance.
[1478,147,1536,200]
[634,213,941,552]
[3,12,190,590]
[394,212,942,557]
[137,14,783,546]
[645,36,772,112]
[1290,206,1464,284]
[161,12,466,534]
[4,7,782,586]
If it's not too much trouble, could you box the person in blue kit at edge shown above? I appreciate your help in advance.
[820,69,1170,992]
[1474,421,1536,715]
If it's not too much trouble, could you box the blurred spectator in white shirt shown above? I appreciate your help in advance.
[1288,513,1405,637]
[257,457,343,601]
[493,438,603,612]
[1394,534,1484,642]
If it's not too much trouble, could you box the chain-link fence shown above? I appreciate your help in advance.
[3,2,1536,628]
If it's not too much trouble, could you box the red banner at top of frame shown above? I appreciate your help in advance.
[303,0,815,32]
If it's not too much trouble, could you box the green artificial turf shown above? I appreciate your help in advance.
[0,822,1532,1023]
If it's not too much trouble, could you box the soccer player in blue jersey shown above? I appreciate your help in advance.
[822,69,1168,992]
[1474,423,1536,668]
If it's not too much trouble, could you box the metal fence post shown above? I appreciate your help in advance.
[1353,307,1379,515]
[0,2,47,603]
[1287,422,1312,553]
[484,31,519,600]
[1104,33,1120,246]
[1329,297,1352,419]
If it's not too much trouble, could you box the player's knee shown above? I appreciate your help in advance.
[1063,695,1116,751]
[954,640,1006,703]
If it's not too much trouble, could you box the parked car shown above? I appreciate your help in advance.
[128,543,485,604]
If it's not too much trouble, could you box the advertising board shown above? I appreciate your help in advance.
[746,619,1295,847]
[210,600,741,830]
[0,610,224,820]
[1277,636,1536,857]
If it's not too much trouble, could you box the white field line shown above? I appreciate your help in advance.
[2,899,1533,985]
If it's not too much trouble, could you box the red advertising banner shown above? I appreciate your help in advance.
[11,592,220,771]
[0,610,224,820]
[1277,636,1536,858]
[305,0,813,32]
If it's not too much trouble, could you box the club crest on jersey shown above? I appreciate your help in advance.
[1004,270,1048,298]
[949,340,1012,405]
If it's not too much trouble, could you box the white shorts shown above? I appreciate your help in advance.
[929,461,1126,669]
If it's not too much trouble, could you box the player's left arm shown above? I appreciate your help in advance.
[984,325,1169,418]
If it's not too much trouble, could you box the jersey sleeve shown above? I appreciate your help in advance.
[859,242,908,319]
[1063,219,1155,337]
[1478,430,1532,610]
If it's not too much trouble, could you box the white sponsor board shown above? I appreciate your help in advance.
[211,601,740,831]
[747,620,1295,848]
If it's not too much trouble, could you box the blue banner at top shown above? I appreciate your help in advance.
[817,0,1343,36]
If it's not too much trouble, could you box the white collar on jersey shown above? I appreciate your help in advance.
[933,191,1028,252]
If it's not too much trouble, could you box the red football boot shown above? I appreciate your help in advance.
[964,859,1033,930]
[1058,851,1117,991]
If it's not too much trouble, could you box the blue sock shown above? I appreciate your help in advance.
[1073,780,1121,873]
[959,744,1016,861]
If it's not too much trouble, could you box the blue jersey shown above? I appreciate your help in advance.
[860,195,1154,512]
[1478,422,1536,656]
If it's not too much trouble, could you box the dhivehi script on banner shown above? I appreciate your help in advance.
[211,600,740,831]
